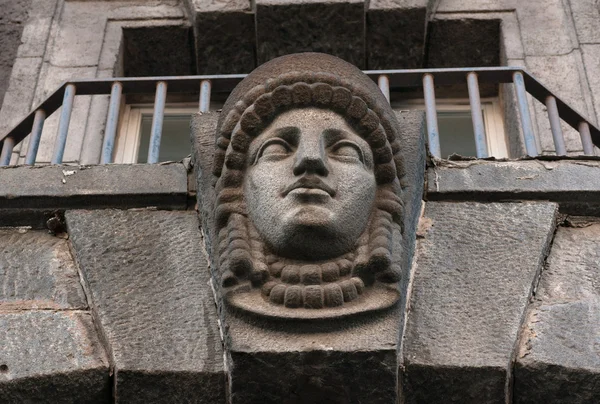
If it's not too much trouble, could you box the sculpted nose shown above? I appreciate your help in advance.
[293,139,329,177]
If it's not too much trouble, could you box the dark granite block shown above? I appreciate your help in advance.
[425,159,600,215]
[123,25,196,77]
[0,311,110,403]
[426,18,501,68]
[367,0,433,69]
[403,202,558,403]
[514,220,600,403]
[255,0,365,68]
[226,307,402,404]
[0,164,188,210]
[0,229,86,310]
[192,1,255,74]
[66,209,226,403]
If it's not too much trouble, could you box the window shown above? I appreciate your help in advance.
[115,98,508,163]
[115,104,198,163]
[392,98,508,159]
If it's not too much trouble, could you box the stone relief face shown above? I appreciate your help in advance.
[244,108,377,261]
[206,53,407,318]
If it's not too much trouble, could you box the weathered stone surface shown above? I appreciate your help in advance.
[0,4,29,107]
[426,18,501,68]
[48,1,105,68]
[226,307,401,403]
[0,311,110,403]
[192,1,255,74]
[570,0,600,44]
[255,0,365,67]
[0,56,42,136]
[66,209,225,403]
[432,11,525,63]
[367,0,432,69]
[190,111,219,255]
[0,0,30,23]
[0,229,86,310]
[501,73,527,157]
[17,0,57,58]
[516,0,577,56]
[106,1,185,20]
[394,110,426,287]
[0,164,188,210]
[582,44,600,131]
[436,0,513,12]
[123,25,196,77]
[403,202,557,403]
[514,220,600,403]
[426,159,600,213]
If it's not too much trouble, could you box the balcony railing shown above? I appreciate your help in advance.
[1,67,599,166]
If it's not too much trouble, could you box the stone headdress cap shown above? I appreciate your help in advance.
[213,52,406,188]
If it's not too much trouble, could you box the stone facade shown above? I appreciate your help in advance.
[2,154,600,402]
[0,0,599,164]
[1,1,600,403]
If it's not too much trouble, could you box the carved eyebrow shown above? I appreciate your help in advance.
[247,126,299,165]
[272,126,300,146]
[322,128,350,147]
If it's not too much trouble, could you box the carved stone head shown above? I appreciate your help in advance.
[212,53,405,319]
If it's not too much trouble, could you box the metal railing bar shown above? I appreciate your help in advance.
[545,96,566,156]
[377,75,390,103]
[100,82,123,164]
[579,122,595,156]
[513,72,538,157]
[423,74,441,159]
[147,81,167,164]
[2,68,600,156]
[25,109,46,165]
[522,74,600,146]
[467,72,488,158]
[1,86,66,152]
[0,137,15,166]
[367,67,521,88]
[51,83,76,164]
[65,74,247,95]
[199,80,212,113]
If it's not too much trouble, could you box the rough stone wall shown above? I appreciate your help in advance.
[0,0,31,107]
[0,0,599,164]
[2,158,600,402]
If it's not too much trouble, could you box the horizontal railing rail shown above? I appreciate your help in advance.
[1,67,599,166]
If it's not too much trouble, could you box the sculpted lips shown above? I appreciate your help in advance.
[281,176,336,197]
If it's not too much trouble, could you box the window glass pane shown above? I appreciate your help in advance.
[438,111,479,158]
[137,114,192,163]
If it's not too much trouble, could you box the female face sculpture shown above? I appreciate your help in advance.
[245,108,376,261]
[211,53,405,319]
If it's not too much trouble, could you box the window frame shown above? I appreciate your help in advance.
[392,97,508,159]
[114,103,199,163]
[115,97,508,163]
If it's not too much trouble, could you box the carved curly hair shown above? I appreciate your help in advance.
[212,54,406,294]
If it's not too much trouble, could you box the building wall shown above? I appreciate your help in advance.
[0,0,32,108]
[1,0,599,165]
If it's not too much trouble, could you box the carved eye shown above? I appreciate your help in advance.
[256,138,291,162]
[262,143,288,156]
[331,141,363,162]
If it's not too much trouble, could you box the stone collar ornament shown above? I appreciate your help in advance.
[212,53,405,319]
